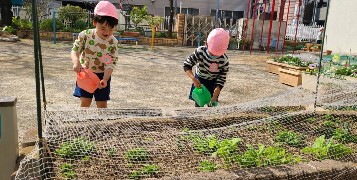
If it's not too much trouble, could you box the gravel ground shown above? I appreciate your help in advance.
[0,39,292,148]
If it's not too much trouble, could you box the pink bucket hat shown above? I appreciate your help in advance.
[94,1,118,20]
[207,28,230,56]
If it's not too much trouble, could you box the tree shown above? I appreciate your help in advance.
[0,0,13,26]
[129,5,149,30]
[168,0,174,38]
[57,5,87,26]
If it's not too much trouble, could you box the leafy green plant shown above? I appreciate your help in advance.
[2,26,15,34]
[39,18,64,32]
[302,135,353,160]
[192,134,219,154]
[235,144,300,168]
[323,120,336,128]
[125,148,149,162]
[128,164,160,179]
[179,131,219,154]
[333,127,357,144]
[274,131,304,147]
[307,117,316,123]
[12,17,32,30]
[322,114,335,121]
[60,163,76,179]
[107,147,117,157]
[212,138,242,165]
[55,137,96,158]
[199,160,217,172]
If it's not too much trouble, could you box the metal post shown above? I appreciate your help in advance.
[276,0,286,54]
[259,1,268,51]
[293,0,302,54]
[31,0,45,179]
[266,0,276,53]
[242,0,251,52]
[282,0,292,54]
[53,9,56,44]
[215,0,220,28]
[249,1,258,54]
[314,0,330,110]
[197,32,201,47]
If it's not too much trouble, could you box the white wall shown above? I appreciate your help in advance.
[324,0,357,54]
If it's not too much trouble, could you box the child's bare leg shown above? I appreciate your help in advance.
[96,101,107,108]
[80,97,92,107]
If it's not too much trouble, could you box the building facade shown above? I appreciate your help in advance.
[323,0,357,54]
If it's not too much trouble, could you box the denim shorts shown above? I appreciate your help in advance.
[73,73,111,101]
[188,74,217,101]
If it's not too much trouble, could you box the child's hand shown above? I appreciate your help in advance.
[210,96,218,104]
[99,79,107,89]
[193,78,201,88]
[73,62,81,73]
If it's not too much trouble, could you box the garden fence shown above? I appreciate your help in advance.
[285,24,323,42]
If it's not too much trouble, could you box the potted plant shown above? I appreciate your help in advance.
[229,37,238,49]
[238,39,251,50]
[127,5,149,37]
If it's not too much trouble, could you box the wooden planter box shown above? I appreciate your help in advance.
[281,64,309,72]
[278,68,302,87]
[123,31,140,37]
[266,60,283,74]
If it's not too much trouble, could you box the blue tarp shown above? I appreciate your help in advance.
[12,0,23,6]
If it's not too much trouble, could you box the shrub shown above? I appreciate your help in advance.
[73,19,88,31]
[39,18,64,31]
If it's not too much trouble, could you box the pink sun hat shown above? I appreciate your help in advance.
[94,1,118,20]
[207,28,230,56]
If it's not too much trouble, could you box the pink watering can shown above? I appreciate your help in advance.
[77,69,100,93]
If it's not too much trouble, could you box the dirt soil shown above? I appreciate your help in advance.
[0,39,293,148]
[42,113,357,179]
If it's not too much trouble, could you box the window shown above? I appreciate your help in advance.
[167,7,199,16]
[210,10,244,23]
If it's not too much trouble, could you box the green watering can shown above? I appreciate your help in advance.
[192,84,218,107]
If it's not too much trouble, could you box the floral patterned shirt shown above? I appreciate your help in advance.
[72,29,119,73]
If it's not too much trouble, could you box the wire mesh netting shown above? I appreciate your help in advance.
[15,77,357,179]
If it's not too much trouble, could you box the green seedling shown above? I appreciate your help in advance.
[302,135,353,160]
[235,144,300,168]
[199,160,217,172]
[192,134,219,154]
[333,128,357,144]
[128,164,160,179]
[322,114,335,121]
[307,117,316,123]
[125,148,149,162]
[55,137,96,159]
[212,138,242,165]
[107,147,117,157]
[323,120,336,128]
[60,163,76,179]
[274,131,304,147]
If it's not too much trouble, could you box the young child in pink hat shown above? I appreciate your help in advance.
[183,28,230,107]
[71,1,119,108]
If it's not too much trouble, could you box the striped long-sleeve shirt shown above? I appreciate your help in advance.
[183,46,229,89]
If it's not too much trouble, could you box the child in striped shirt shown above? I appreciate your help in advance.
[183,28,230,107]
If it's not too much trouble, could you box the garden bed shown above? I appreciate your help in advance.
[26,111,357,179]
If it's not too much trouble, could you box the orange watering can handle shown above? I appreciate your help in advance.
[77,69,89,79]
